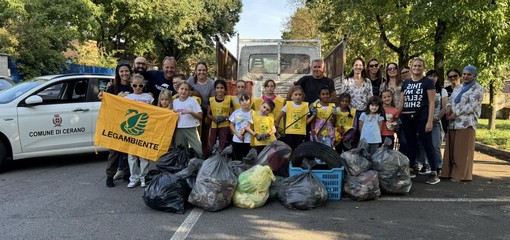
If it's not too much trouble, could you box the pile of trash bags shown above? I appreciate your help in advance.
[143,141,333,213]
[142,138,413,213]
[340,139,381,201]
[340,138,412,201]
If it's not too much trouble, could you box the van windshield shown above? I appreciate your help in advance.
[248,54,310,74]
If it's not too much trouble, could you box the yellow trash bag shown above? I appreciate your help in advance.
[233,165,275,209]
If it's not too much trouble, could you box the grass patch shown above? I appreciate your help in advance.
[476,119,510,150]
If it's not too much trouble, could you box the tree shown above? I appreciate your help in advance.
[0,0,95,79]
[299,0,510,130]
[282,7,319,40]
[90,0,242,65]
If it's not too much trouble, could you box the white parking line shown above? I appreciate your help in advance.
[170,208,203,240]
[379,197,510,202]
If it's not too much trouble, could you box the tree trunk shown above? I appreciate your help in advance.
[488,82,497,130]
[434,19,447,83]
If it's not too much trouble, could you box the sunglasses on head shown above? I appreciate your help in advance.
[132,84,144,88]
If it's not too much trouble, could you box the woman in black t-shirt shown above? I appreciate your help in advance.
[398,58,440,185]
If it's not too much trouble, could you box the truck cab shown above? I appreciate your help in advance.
[237,42,321,98]
[215,36,347,98]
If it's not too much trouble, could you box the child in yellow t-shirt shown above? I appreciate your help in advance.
[310,86,337,148]
[206,79,232,157]
[246,99,276,153]
[275,86,312,149]
[252,79,285,132]
[335,93,357,153]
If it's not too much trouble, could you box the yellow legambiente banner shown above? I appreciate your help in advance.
[94,93,178,161]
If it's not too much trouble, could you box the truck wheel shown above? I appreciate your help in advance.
[290,141,343,168]
[0,142,7,172]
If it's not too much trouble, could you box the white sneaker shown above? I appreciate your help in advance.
[127,181,139,188]
[140,179,147,188]
[113,170,124,180]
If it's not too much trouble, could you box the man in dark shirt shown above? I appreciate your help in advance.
[295,59,336,104]
[146,56,177,101]
[133,57,148,75]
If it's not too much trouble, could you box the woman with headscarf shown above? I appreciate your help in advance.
[441,65,484,182]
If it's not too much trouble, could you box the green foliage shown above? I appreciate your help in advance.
[282,7,319,40]
[70,40,117,69]
[1,0,95,79]
[300,0,510,88]
[0,0,241,79]
[477,119,510,150]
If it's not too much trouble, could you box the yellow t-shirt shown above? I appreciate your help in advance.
[251,111,276,146]
[252,96,285,131]
[209,95,232,128]
[335,107,356,136]
[283,101,308,135]
[314,102,335,136]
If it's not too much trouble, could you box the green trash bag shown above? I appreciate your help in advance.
[233,165,275,209]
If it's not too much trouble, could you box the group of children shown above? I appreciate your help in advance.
[118,74,402,188]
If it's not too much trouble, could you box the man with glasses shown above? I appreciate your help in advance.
[367,59,383,96]
[133,57,148,75]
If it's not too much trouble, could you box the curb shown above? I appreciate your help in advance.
[475,142,510,162]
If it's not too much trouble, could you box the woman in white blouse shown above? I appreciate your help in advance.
[442,65,484,182]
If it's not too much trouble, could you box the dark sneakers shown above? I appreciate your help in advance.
[418,167,431,175]
[426,172,440,185]
[106,177,114,187]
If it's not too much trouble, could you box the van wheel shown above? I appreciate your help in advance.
[0,142,7,172]
[290,141,343,168]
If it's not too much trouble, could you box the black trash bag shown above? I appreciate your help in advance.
[256,140,292,176]
[175,158,204,189]
[371,139,412,194]
[145,169,162,184]
[157,145,198,173]
[228,160,253,177]
[268,176,286,201]
[143,172,190,214]
[188,146,238,212]
[277,159,327,210]
[242,148,258,165]
[339,139,372,176]
[343,170,381,201]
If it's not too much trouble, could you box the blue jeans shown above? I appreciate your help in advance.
[416,121,443,170]
[400,109,438,171]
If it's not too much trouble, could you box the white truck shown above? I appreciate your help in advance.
[215,35,347,98]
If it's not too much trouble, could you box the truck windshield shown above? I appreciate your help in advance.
[0,81,45,104]
[249,54,310,74]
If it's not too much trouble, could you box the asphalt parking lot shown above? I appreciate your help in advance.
[0,150,509,240]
